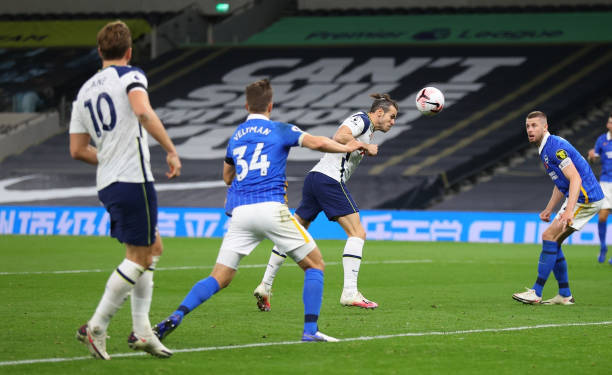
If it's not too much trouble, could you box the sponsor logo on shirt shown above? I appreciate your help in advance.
[555,149,568,160]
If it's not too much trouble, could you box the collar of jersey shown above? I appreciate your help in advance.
[607,132,612,141]
[538,132,550,155]
[246,113,269,121]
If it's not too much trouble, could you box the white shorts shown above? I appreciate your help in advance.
[216,202,316,269]
[600,181,612,209]
[555,198,604,230]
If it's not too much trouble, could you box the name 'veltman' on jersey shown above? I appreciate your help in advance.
[224,114,306,215]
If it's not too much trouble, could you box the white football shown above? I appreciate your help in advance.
[415,87,445,116]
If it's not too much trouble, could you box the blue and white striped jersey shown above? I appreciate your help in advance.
[539,133,603,203]
[69,65,152,190]
[224,114,306,215]
[593,132,612,182]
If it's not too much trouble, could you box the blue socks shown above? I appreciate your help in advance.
[303,268,324,335]
[552,245,571,297]
[599,220,607,252]
[174,276,220,319]
[532,240,558,297]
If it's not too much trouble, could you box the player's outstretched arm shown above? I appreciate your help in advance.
[301,134,364,153]
[334,124,378,156]
[128,90,182,178]
[69,133,98,165]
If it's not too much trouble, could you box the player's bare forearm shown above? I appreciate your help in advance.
[302,134,362,153]
[223,162,235,185]
[138,112,177,154]
[129,90,178,156]
[69,133,98,165]
[562,164,582,215]
[544,186,564,212]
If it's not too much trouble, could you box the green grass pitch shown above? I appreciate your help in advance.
[1,235,612,374]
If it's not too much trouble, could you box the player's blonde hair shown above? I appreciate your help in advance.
[97,20,132,60]
[526,110,547,121]
[246,79,273,113]
[369,93,398,114]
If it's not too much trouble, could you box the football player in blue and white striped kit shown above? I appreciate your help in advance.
[154,79,365,342]
[587,113,612,263]
[253,94,397,311]
[70,21,181,359]
[513,111,603,305]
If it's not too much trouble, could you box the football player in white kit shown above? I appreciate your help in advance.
[69,21,181,360]
[253,94,398,311]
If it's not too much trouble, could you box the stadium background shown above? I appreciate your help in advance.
[2,0,612,244]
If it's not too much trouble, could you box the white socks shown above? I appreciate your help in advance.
[131,255,159,335]
[342,237,364,295]
[89,258,145,334]
[262,247,287,288]
[262,237,365,297]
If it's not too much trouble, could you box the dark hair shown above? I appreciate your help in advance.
[369,93,398,113]
[97,20,132,60]
[246,79,273,113]
[526,110,547,121]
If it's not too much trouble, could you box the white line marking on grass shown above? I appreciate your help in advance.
[1,321,610,367]
[0,259,432,276]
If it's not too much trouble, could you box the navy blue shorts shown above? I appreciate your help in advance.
[295,172,359,222]
[98,182,158,246]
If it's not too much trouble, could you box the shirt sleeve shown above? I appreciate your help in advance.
[283,123,305,147]
[68,100,89,134]
[341,114,366,137]
[120,68,148,94]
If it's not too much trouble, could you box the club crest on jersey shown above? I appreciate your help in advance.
[555,149,568,160]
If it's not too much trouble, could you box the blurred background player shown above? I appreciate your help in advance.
[253,94,398,311]
[153,79,364,342]
[512,111,603,306]
[587,113,612,264]
[70,20,182,359]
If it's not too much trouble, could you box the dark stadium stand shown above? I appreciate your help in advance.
[0,48,99,112]
[2,4,612,212]
[2,41,612,211]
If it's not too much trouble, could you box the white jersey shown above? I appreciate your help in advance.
[311,111,373,182]
[69,65,153,190]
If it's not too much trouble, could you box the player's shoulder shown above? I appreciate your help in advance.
[343,111,369,125]
[549,134,572,148]
[109,65,146,78]
[269,120,304,134]
[596,133,608,143]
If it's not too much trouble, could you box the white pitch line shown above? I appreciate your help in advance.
[1,320,610,367]
[0,259,432,276]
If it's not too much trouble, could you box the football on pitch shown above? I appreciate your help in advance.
[415,87,444,116]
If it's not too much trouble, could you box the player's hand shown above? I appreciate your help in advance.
[166,152,182,179]
[587,148,596,162]
[559,212,573,228]
[345,139,364,153]
[539,209,552,222]
[366,144,379,156]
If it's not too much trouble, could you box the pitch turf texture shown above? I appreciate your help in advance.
[1,236,612,374]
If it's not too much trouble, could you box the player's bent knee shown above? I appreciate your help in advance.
[297,247,325,271]
[210,264,236,289]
